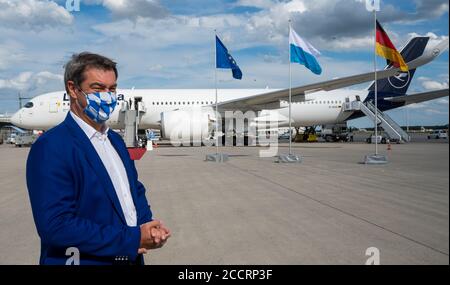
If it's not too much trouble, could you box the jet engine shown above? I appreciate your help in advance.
[160,108,214,146]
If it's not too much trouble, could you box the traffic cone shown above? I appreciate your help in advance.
[387,142,391,151]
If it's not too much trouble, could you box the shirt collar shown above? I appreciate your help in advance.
[70,111,109,141]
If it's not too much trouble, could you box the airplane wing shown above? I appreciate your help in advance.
[385,89,449,105]
[217,37,449,111]
[217,68,402,111]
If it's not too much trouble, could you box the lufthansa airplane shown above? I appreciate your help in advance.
[10,36,449,141]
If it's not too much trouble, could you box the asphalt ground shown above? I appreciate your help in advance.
[0,137,448,264]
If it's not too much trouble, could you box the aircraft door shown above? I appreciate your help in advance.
[344,97,351,111]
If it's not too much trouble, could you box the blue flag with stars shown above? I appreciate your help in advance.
[216,36,242,80]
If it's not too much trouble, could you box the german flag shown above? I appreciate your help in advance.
[376,20,408,72]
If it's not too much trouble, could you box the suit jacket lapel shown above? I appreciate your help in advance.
[63,113,127,225]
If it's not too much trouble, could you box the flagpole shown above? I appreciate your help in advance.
[277,20,301,163]
[363,0,386,165]
[373,10,378,155]
[288,19,292,155]
[214,29,219,157]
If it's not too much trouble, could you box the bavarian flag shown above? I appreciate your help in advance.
[376,20,408,72]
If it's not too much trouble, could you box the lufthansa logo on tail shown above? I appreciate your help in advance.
[388,71,410,89]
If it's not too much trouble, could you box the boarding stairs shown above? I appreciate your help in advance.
[119,98,147,148]
[343,100,410,142]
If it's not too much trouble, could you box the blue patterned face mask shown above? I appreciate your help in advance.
[79,90,117,123]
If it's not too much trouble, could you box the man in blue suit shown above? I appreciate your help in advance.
[26,52,170,265]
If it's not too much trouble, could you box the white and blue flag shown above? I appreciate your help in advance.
[289,28,322,75]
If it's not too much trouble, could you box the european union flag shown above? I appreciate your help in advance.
[216,36,242,80]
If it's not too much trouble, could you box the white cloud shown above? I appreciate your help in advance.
[84,0,447,93]
[92,14,247,49]
[406,102,429,109]
[415,0,449,18]
[439,73,449,80]
[82,0,168,20]
[234,0,275,9]
[81,0,103,4]
[417,74,449,91]
[0,0,73,30]
[91,1,308,52]
[0,72,33,90]
[408,32,449,50]
[437,98,449,104]
[0,71,63,91]
[425,108,447,115]
[0,41,27,70]
[91,0,445,54]
[421,80,449,90]
[316,36,373,51]
[149,64,163,71]
[105,0,168,19]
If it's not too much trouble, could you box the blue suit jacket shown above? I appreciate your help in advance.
[26,113,152,265]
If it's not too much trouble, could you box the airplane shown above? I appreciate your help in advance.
[10,36,449,143]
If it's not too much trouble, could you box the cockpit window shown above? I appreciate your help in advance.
[24,102,34,108]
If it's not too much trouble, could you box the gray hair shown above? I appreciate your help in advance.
[64,52,118,93]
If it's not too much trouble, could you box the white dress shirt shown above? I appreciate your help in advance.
[70,111,137,226]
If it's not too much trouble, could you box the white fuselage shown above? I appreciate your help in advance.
[10,88,369,131]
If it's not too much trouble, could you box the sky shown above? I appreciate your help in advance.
[0,0,448,127]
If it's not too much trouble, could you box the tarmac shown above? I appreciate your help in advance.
[0,136,448,264]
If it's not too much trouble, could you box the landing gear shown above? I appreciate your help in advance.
[293,127,300,142]
[325,135,334,142]
[366,136,388,144]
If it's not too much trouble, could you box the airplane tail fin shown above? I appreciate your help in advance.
[367,37,429,97]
